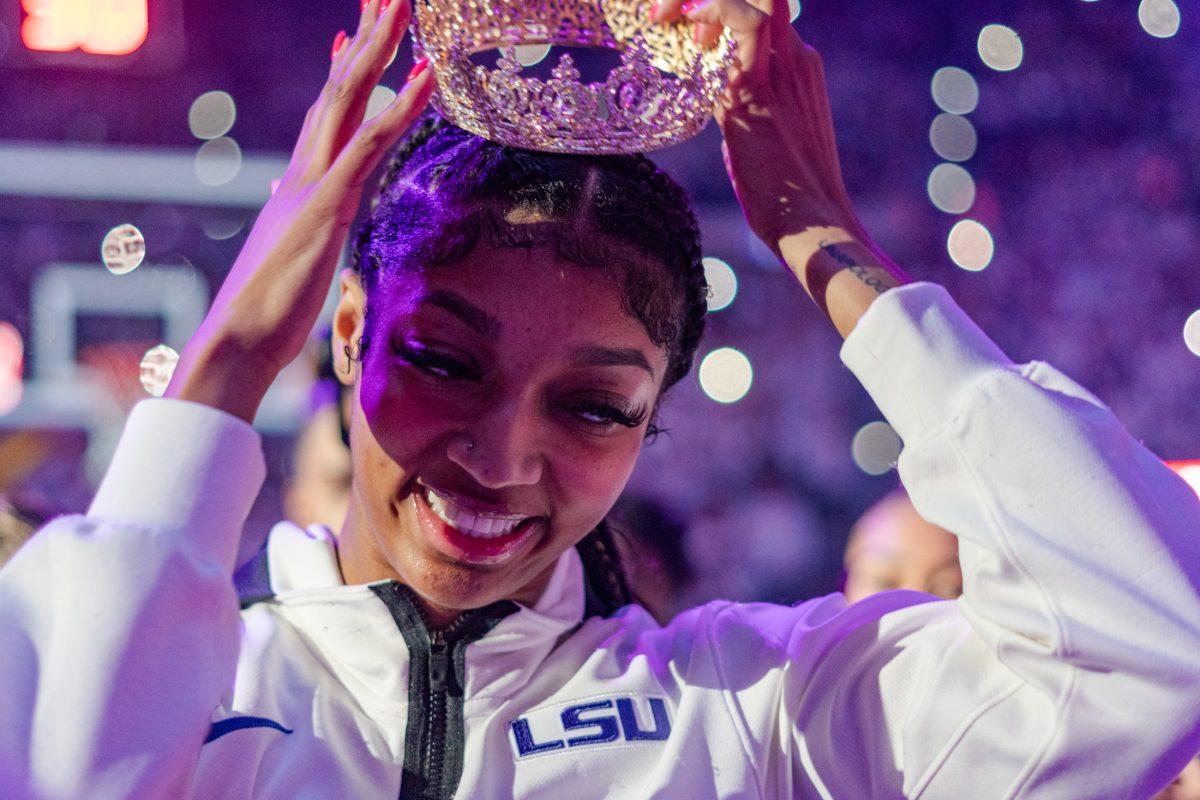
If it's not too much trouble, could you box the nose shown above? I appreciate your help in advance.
[446,396,545,489]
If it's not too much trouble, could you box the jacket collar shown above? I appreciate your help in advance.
[263,521,586,705]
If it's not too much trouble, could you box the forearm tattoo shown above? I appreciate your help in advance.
[819,242,891,295]
[801,238,896,314]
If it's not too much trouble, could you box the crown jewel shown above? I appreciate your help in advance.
[410,0,736,154]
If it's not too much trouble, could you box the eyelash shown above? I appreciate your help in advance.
[563,399,649,430]
[393,342,647,432]
[394,342,479,381]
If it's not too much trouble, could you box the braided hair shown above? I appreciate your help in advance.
[350,113,708,615]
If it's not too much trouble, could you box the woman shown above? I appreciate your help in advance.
[2,0,1198,797]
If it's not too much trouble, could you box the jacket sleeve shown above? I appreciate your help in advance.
[712,283,1200,799]
[0,398,266,800]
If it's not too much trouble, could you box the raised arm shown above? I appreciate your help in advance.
[653,2,1200,796]
[0,4,433,797]
[655,0,908,338]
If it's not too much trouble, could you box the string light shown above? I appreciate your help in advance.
[1183,310,1200,357]
[702,257,738,312]
[947,219,995,271]
[365,85,397,120]
[101,224,146,275]
[698,347,753,404]
[194,137,242,186]
[188,91,237,140]
[931,67,979,115]
[927,163,977,214]
[514,44,552,66]
[1138,0,1181,38]
[851,421,902,475]
[139,344,179,397]
[929,113,978,162]
[977,24,1023,72]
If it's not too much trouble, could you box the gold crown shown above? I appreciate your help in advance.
[410,0,736,154]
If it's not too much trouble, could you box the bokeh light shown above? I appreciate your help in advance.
[101,224,146,275]
[1138,0,1180,38]
[364,85,397,120]
[201,217,246,241]
[0,321,21,416]
[139,344,180,397]
[703,257,738,312]
[1184,310,1200,357]
[947,219,995,271]
[194,137,243,186]
[851,421,902,475]
[188,91,237,140]
[929,113,978,162]
[977,24,1024,72]
[931,67,979,115]
[927,163,977,214]
[1172,463,1200,501]
[698,347,753,404]
[514,43,551,66]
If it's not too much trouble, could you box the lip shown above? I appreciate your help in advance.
[412,486,544,566]
[416,479,541,519]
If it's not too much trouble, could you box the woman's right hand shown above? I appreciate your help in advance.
[164,0,435,424]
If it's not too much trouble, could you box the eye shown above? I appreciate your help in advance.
[562,396,649,432]
[392,341,479,381]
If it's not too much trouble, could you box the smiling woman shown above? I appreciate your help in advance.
[3,0,1200,796]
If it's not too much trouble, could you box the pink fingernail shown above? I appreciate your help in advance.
[330,29,347,61]
[648,2,659,21]
[681,0,703,14]
[361,0,369,10]
[406,57,429,82]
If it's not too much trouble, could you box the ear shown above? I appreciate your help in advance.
[331,268,367,387]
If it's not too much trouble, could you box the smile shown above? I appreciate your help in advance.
[413,483,546,565]
[424,486,529,538]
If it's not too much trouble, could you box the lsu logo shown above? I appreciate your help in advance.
[509,696,672,759]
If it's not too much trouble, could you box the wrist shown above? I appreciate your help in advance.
[162,334,278,425]
[778,224,911,339]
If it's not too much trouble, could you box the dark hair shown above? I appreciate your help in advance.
[349,113,708,615]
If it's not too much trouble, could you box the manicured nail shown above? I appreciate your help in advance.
[681,0,704,14]
[648,2,659,22]
[381,0,392,11]
[361,0,370,11]
[331,29,347,61]
[406,57,429,82]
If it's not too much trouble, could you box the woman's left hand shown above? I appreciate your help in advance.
[654,0,860,253]
[653,0,909,335]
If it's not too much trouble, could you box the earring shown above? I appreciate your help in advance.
[339,336,367,377]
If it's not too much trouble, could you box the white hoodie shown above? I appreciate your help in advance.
[1,283,1198,800]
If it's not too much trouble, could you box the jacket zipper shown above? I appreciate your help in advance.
[424,626,452,797]
[369,582,517,800]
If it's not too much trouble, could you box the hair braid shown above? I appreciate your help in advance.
[576,519,633,615]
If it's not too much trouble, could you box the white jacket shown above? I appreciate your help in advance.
[1,283,1199,800]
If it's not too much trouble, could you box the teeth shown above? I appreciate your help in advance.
[425,488,528,539]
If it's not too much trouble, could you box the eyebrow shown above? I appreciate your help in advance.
[420,289,500,338]
[418,289,655,377]
[570,345,655,377]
